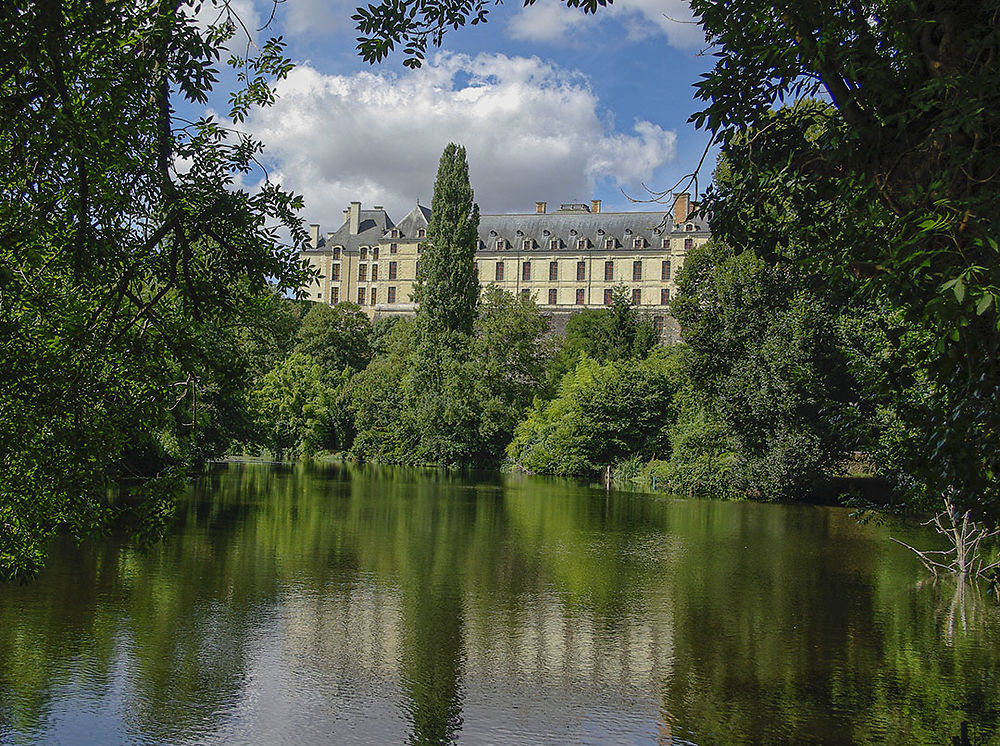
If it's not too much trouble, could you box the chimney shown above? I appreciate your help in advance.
[349,201,361,234]
[673,193,691,224]
[536,201,547,214]
[591,199,601,214]
[308,223,320,248]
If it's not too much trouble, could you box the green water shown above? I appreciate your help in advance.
[1,463,999,745]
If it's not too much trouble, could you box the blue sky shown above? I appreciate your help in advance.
[209,0,717,229]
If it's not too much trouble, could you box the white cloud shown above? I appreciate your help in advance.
[244,52,677,230]
[507,0,704,48]
[283,0,353,36]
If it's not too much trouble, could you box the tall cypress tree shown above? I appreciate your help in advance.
[415,143,480,336]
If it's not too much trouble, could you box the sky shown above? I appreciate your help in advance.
[199,0,717,231]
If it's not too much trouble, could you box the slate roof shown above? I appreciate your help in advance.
[390,203,431,238]
[322,209,393,251]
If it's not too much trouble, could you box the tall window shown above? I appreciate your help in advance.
[416,243,422,253]
[331,287,339,304]
[604,260,613,281]
[389,261,397,280]
[495,262,504,282]
[684,238,693,251]
[661,260,671,281]
[548,288,557,305]
[576,261,586,281]
[549,261,558,281]
[632,288,641,305]
[390,243,398,254]
[661,288,670,305]
[388,286,396,304]
[332,246,341,259]
[633,260,642,281]
[370,288,377,306]
[415,261,419,277]
[653,316,665,334]
[522,261,531,281]
[358,264,367,282]
[331,263,340,281]
[575,288,585,305]
[371,264,378,282]
[372,247,379,260]
[357,288,365,305]
[604,288,613,305]
[360,247,368,259]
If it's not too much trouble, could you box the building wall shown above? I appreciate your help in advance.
[299,198,710,340]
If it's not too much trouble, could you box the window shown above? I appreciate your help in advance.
[358,264,367,282]
[496,239,506,251]
[653,316,665,334]
[388,286,396,304]
[576,238,587,250]
[604,260,613,281]
[522,261,531,281]
[685,224,694,231]
[371,264,378,282]
[331,287,339,304]
[389,261,397,280]
[661,260,671,281]
[357,288,366,305]
[372,247,379,260]
[521,289,530,300]
[331,263,341,281]
[549,238,560,250]
[370,288,377,306]
[391,228,400,238]
[605,237,615,249]
[495,262,504,282]
[661,238,670,249]
[417,228,426,238]
[633,237,645,249]
[604,288,613,305]
[549,261,558,281]
[360,247,368,259]
[416,242,422,253]
[332,246,341,259]
[633,260,642,281]
[661,287,670,305]
[522,238,532,250]
[575,288,585,305]
[415,261,419,277]
[548,288,557,305]
[632,288,641,305]
[684,238,693,251]
[576,261,586,281]
[390,243,398,254]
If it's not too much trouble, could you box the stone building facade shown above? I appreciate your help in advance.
[300,194,710,341]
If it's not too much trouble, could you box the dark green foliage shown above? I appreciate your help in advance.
[507,348,683,476]
[546,288,659,389]
[415,143,480,337]
[293,301,373,375]
[0,0,314,580]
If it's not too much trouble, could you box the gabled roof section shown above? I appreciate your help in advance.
[390,203,431,238]
[326,208,393,251]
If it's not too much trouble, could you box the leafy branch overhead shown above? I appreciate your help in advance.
[353,0,610,67]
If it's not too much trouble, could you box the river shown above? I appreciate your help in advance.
[1,463,998,744]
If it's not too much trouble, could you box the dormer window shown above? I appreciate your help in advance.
[685,224,694,232]
[576,238,588,250]
[633,237,645,249]
[661,238,670,249]
[549,238,559,250]
[418,228,426,238]
[391,229,400,238]
[496,239,506,251]
[522,238,532,250]
[605,237,616,249]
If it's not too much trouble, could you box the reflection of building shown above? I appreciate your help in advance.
[300,194,710,341]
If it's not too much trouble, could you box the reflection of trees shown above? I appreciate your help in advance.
[2,465,1000,745]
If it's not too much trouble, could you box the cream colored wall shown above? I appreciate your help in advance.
[310,234,708,320]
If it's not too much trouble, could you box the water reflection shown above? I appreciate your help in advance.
[0,462,998,745]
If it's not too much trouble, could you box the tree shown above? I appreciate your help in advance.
[293,301,373,375]
[0,1,314,580]
[415,143,480,336]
